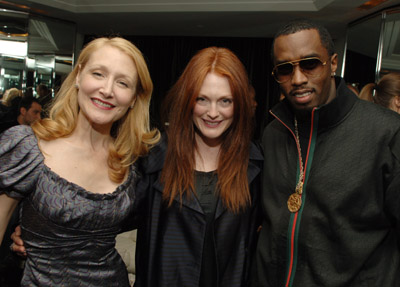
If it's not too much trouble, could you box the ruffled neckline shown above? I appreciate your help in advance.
[41,164,136,200]
[26,128,136,200]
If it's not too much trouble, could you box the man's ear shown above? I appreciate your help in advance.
[330,53,338,75]
[20,107,27,116]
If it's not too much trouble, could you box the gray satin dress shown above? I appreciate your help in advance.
[0,125,137,287]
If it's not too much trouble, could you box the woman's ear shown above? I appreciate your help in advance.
[393,96,400,113]
[394,95,400,107]
[390,96,400,114]
[75,64,82,88]
[130,96,137,109]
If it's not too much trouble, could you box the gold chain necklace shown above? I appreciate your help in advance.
[287,117,304,213]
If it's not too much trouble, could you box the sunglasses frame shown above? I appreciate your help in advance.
[272,57,327,83]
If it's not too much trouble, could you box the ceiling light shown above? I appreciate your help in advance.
[0,39,27,56]
[358,0,388,10]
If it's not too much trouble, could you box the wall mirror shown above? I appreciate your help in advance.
[380,9,400,76]
[0,9,28,94]
[343,14,382,91]
[343,6,400,90]
[0,8,75,97]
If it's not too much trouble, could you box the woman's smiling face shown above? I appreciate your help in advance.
[193,72,234,146]
[76,45,138,131]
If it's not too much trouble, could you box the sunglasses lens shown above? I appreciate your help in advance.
[273,63,293,83]
[276,63,293,76]
[299,58,323,71]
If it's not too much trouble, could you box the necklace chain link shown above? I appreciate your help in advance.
[287,117,304,213]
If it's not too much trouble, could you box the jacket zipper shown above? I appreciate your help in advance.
[270,107,319,287]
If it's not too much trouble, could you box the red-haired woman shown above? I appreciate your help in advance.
[135,47,263,287]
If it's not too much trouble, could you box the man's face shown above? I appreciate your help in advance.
[21,102,42,125]
[273,29,338,113]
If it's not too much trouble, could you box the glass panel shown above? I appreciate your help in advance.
[380,10,400,77]
[55,55,73,91]
[27,15,75,97]
[344,15,382,91]
[0,9,75,98]
[28,16,75,55]
[32,54,55,97]
[0,56,25,92]
[0,9,28,95]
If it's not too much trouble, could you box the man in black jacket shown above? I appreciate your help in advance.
[0,96,42,134]
[253,19,400,287]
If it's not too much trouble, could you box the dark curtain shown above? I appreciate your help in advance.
[84,35,280,141]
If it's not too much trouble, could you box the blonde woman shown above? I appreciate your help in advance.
[1,87,22,107]
[0,37,159,286]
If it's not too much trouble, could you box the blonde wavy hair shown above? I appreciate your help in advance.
[32,37,160,183]
[2,88,22,106]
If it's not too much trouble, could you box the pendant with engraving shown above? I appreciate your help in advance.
[287,192,302,213]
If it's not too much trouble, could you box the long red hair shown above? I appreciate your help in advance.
[161,47,255,213]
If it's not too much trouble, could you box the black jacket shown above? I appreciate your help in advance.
[134,135,263,287]
[254,77,400,287]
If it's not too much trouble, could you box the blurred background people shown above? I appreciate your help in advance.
[1,88,22,108]
[359,72,400,113]
[346,82,359,96]
[24,87,34,98]
[0,96,42,133]
[0,89,23,134]
[0,88,23,125]
[16,96,42,126]
[35,84,52,117]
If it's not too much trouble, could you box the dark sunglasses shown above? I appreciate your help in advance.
[272,57,327,83]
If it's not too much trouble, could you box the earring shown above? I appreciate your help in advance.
[331,72,336,77]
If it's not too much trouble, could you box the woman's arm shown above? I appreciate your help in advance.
[0,193,19,245]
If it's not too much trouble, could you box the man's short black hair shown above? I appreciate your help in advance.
[18,96,41,115]
[271,19,335,61]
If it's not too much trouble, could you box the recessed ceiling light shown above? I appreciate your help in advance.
[358,0,388,10]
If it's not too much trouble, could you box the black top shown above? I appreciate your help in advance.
[195,170,218,287]
[134,134,263,287]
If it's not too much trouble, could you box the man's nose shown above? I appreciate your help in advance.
[291,64,307,86]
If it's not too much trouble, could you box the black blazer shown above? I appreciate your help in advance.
[133,135,263,287]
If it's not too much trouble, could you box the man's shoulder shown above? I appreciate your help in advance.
[353,98,400,126]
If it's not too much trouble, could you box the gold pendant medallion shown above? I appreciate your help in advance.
[287,192,302,213]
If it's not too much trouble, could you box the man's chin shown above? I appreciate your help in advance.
[291,104,314,120]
